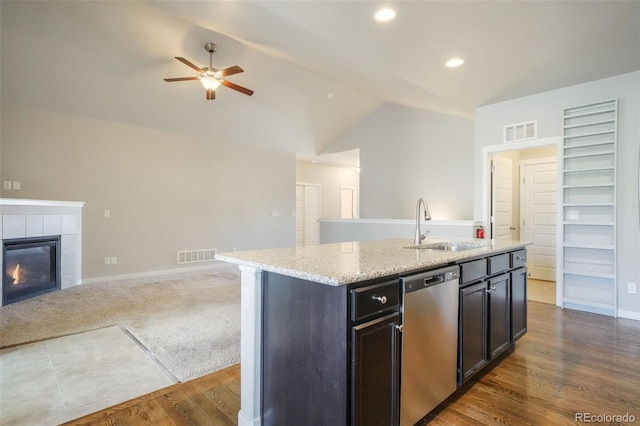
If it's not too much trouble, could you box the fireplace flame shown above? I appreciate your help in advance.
[12,264,22,285]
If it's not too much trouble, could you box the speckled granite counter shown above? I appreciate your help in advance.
[215,237,529,286]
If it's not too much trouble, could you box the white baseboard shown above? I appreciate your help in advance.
[617,309,640,321]
[80,261,236,284]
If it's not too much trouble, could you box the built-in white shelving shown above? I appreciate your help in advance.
[561,99,617,316]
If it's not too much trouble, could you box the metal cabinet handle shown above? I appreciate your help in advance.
[486,286,497,293]
[372,295,387,304]
[396,324,404,332]
[516,256,526,261]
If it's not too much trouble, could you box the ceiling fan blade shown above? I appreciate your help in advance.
[206,89,215,100]
[175,57,202,72]
[221,80,254,96]
[219,65,244,77]
[164,77,199,82]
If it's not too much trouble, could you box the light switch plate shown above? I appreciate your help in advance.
[12,181,21,190]
[3,181,11,190]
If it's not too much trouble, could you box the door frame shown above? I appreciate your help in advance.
[481,136,562,306]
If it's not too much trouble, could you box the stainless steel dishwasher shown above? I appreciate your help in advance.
[399,265,460,426]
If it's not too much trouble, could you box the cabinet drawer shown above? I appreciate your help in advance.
[351,281,399,322]
[511,249,527,269]
[460,259,487,284]
[488,253,510,275]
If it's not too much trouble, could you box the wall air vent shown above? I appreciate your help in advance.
[503,120,537,143]
[177,248,217,264]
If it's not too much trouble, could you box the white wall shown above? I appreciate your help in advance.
[327,103,475,220]
[0,104,296,279]
[295,162,359,219]
[474,71,640,315]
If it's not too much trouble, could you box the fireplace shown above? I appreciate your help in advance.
[2,236,61,305]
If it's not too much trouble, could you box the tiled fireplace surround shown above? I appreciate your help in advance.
[1,199,84,293]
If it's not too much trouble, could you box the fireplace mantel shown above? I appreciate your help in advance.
[1,198,84,289]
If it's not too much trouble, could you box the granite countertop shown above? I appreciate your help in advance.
[215,238,530,286]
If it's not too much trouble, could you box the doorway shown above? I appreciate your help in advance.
[340,186,358,219]
[482,137,561,305]
[296,183,321,246]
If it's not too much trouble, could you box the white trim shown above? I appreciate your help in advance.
[238,265,263,426]
[617,310,640,321]
[0,198,85,207]
[80,261,233,284]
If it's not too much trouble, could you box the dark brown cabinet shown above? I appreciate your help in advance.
[458,250,526,385]
[511,267,528,341]
[488,273,511,359]
[459,281,488,383]
[351,312,400,426]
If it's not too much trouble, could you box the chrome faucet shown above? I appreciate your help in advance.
[414,197,432,245]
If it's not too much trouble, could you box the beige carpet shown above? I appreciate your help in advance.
[0,265,241,382]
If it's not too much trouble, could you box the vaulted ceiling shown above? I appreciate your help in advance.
[2,1,638,162]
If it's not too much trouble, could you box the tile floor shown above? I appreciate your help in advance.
[527,278,556,304]
[0,326,175,425]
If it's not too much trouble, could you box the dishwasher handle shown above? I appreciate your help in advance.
[423,275,444,287]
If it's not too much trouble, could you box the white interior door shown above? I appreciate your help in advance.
[295,183,320,246]
[341,186,357,219]
[521,161,557,281]
[491,154,513,241]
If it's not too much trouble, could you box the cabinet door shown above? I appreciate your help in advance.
[511,267,528,341]
[489,273,511,359]
[459,281,488,384]
[351,312,400,426]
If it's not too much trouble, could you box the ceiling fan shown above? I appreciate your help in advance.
[164,42,254,101]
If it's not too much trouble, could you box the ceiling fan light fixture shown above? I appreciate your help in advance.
[374,7,396,23]
[200,76,221,91]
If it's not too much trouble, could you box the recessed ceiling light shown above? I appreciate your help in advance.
[374,7,396,23]
[446,57,464,68]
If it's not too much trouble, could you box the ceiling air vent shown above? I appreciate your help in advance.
[504,120,537,143]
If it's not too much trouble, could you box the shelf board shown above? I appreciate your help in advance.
[563,166,614,174]
[562,203,614,207]
[563,108,616,120]
[563,129,615,139]
[563,221,614,226]
[562,243,615,250]
[563,270,615,279]
[563,140,615,149]
[563,119,615,130]
[563,151,614,160]
[563,183,614,189]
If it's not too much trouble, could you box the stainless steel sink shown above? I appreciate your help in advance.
[407,242,487,251]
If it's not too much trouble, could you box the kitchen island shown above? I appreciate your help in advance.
[216,237,530,426]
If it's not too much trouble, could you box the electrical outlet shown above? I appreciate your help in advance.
[104,257,111,265]
[110,257,117,265]
[104,210,111,218]
[628,283,637,294]
[3,181,12,190]
[12,181,21,190]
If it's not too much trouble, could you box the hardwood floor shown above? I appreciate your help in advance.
[66,301,640,425]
